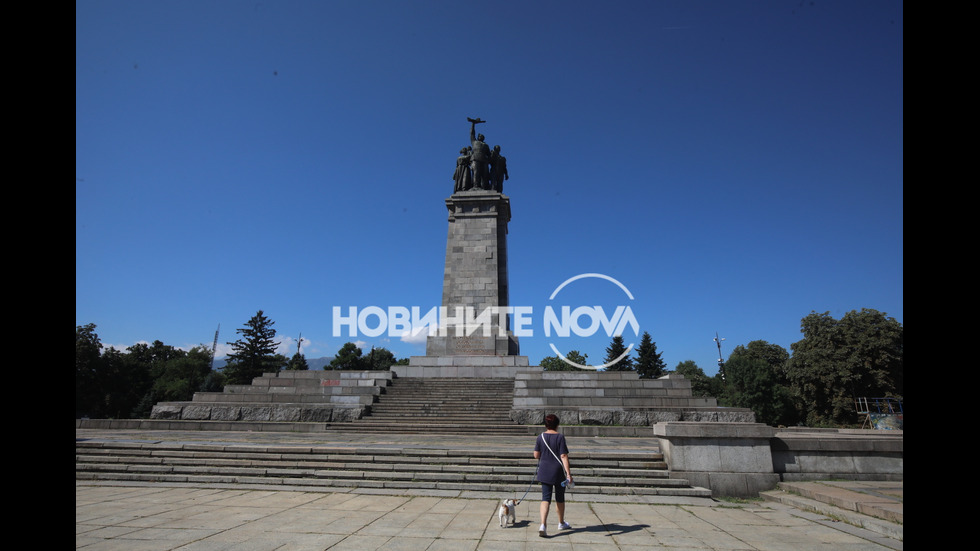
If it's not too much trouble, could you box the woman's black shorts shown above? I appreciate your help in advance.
[540,482,566,503]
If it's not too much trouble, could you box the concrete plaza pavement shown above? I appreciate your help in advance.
[76,482,901,551]
[76,428,902,550]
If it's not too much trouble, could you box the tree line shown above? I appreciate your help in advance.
[538,308,903,427]
[538,331,668,378]
[77,308,902,428]
[75,310,407,419]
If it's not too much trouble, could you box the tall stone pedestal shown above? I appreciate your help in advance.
[403,189,529,377]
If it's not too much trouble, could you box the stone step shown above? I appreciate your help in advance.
[218,386,382,395]
[363,418,516,425]
[187,393,377,404]
[388,381,514,387]
[350,376,525,434]
[378,403,512,409]
[363,415,516,422]
[75,439,707,497]
[371,396,513,402]
[150,370,394,422]
[378,395,513,402]
[368,406,513,415]
[383,392,513,399]
[326,422,528,435]
[369,405,513,411]
[763,482,903,524]
[760,483,903,542]
[388,382,511,386]
[374,397,510,402]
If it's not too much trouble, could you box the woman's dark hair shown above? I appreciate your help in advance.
[544,414,560,430]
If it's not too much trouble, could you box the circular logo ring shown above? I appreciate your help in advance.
[547,273,636,370]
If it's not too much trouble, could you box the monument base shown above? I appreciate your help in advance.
[425,333,520,356]
[396,354,533,378]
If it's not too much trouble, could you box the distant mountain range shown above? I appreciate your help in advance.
[305,357,332,370]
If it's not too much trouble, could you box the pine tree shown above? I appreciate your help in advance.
[634,331,666,379]
[603,335,635,371]
[223,310,281,384]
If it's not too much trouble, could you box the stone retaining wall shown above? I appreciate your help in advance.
[771,427,904,481]
[511,371,755,425]
[150,370,390,423]
[653,422,904,497]
[150,402,369,423]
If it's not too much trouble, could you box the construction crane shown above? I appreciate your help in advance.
[714,332,726,379]
[210,324,220,370]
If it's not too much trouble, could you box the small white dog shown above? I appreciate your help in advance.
[498,499,516,527]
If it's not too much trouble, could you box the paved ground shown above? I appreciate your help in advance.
[76,428,903,550]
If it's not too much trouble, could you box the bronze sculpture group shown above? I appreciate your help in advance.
[454,117,508,193]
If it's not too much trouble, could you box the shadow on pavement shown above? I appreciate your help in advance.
[549,523,651,538]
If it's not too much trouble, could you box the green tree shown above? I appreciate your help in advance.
[673,360,719,397]
[603,335,634,371]
[720,353,796,426]
[329,342,365,370]
[286,352,309,370]
[363,347,401,370]
[223,310,282,384]
[154,345,214,400]
[787,309,903,426]
[270,353,289,371]
[76,323,104,418]
[76,325,226,419]
[100,345,153,418]
[539,350,590,371]
[720,340,798,426]
[126,340,185,369]
[634,332,666,379]
[732,341,791,378]
[132,345,216,417]
[76,324,159,419]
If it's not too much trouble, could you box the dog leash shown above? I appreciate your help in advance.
[514,478,535,505]
[514,445,542,506]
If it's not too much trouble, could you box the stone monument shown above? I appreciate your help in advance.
[397,118,529,377]
[149,117,759,432]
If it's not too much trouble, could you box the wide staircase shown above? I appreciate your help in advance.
[75,436,711,500]
[83,374,714,499]
[337,377,527,435]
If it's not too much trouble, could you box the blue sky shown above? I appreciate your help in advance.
[76,1,903,375]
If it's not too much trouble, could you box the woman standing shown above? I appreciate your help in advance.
[533,414,573,537]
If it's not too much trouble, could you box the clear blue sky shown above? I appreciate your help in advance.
[76,1,903,375]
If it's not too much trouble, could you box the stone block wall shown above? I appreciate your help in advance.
[654,422,780,497]
[652,423,904,497]
[511,371,755,426]
[771,427,904,481]
[150,370,391,423]
[398,355,530,378]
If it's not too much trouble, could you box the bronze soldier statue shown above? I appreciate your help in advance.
[468,118,491,189]
[453,147,472,192]
[489,145,508,192]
